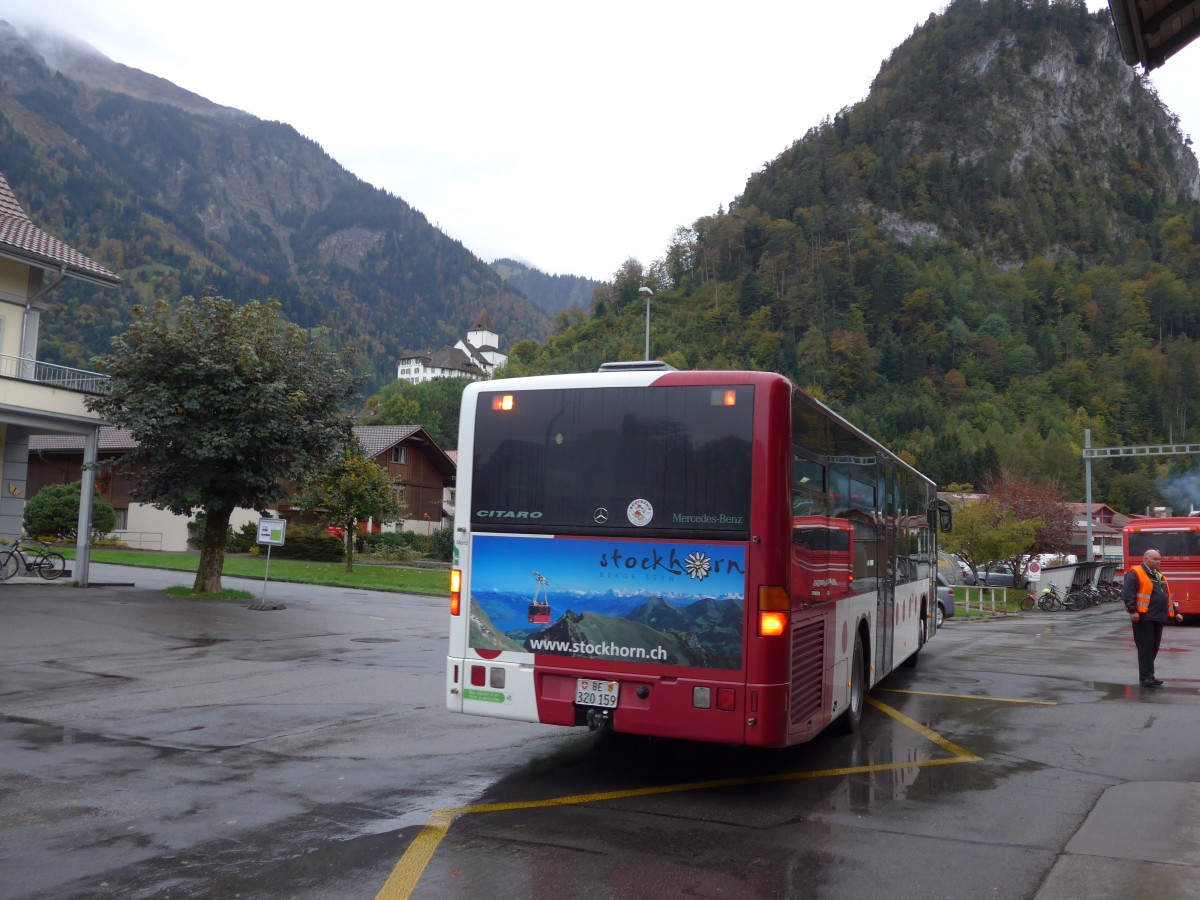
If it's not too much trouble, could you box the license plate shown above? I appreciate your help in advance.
[575,678,619,709]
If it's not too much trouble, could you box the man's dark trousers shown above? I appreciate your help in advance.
[1132,616,1164,681]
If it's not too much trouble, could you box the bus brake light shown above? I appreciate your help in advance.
[758,585,790,636]
[450,569,462,615]
[760,611,788,636]
[492,395,515,411]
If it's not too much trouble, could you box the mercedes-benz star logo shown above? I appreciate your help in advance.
[594,507,609,524]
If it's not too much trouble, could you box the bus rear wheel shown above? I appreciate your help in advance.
[840,633,865,734]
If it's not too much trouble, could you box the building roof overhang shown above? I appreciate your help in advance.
[0,172,121,288]
[1108,0,1200,70]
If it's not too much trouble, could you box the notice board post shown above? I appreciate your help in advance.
[251,518,287,611]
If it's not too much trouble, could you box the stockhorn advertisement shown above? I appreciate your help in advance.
[468,534,747,669]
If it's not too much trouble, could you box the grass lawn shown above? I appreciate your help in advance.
[65,548,450,596]
[953,585,1027,617]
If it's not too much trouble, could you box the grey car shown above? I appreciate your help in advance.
[979,565,1027,589]
[935,575,956,626]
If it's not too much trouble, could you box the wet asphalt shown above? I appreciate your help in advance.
[3,567,1200,899]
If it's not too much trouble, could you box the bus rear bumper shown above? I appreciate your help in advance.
[535,671,796,746]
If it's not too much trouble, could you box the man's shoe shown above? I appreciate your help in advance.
[1140,678,1160,687]
[1151,678,1165,686]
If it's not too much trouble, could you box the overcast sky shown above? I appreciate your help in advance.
[3,1,1198,282]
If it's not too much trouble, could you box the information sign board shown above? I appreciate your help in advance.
[257,518,287,547]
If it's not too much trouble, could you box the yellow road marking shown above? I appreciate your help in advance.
[377,807,458,900]
[865,696,982,760]
[878,687,1058,706]
[375,696,980,899]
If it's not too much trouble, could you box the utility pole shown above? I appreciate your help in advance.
[639,287,654,359]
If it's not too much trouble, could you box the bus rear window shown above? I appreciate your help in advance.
[1129,530,1200,557]
[472,385,753,536]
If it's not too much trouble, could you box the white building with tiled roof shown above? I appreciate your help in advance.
[0,170,120,584]
[396,310,507,384]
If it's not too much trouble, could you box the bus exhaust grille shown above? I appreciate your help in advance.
[790,619,825,727]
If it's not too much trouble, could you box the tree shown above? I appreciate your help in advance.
[360,376,470,450]
[87,293,361,592]
[300,448,405,571]
[24,482,117,537]
[986,473,1074,573]
[942,498,1040,583]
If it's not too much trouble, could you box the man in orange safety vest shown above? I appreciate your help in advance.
[1121,548,1182,687]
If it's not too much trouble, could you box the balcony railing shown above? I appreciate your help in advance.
[0,352,110,395]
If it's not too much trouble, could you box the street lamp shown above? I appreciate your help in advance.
[639,286,654,360]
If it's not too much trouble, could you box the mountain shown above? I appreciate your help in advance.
[490,258,605,319]
[503,0,1200,513]
[738,0,1199,261]
[0,22,553,386]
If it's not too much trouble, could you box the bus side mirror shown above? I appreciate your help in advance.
[929,499,952,533]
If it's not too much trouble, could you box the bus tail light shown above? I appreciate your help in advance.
[758,585,790,636]
[450,569,462,616]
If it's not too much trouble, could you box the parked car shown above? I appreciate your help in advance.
[978,565,1027,589]
[937,551,966,586]
[935,581,955,626]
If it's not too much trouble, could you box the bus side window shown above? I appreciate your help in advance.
[793,456,824,496]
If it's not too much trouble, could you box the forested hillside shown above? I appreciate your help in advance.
[491,258,604,319]
[502,0,1200,513]
[0,22,552,387]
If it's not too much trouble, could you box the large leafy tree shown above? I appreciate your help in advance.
[300,448,405,571]
[87,293,361,592]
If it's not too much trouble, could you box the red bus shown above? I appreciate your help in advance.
[446,363,950,747]
[1123,517,1200,619]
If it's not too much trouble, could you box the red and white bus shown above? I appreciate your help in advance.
[1123,517,1200,619]
[446,363,950,747]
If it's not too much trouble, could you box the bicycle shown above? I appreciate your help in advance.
[1063,588,1093,611]
[1021,584,1062,611]
[0,538,67,581]
[1040,584,1064,611]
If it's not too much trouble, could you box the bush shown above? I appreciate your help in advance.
[228,521,259,553]
[188,516,260,553]
[429,526,453,562]
[272,524,344,562]
[360,531,423,554]
[24,482,116,536]
[360,542,415,564]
